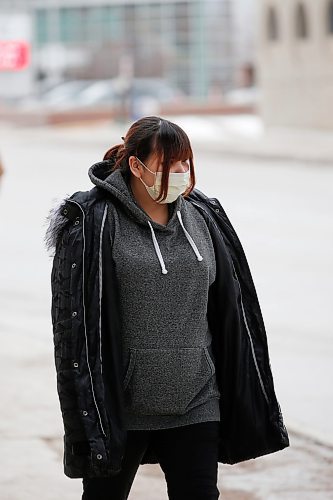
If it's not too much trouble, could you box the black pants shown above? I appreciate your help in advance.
[82,421,220,500]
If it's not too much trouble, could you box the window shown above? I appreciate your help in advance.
[267,6,279,41]
[327,0,333,34]
[59,8,80,42]
[35,9,49,45]
[295,3,309,39]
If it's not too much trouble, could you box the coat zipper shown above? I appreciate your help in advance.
[68,200,107,438]
[99,204,108,378]
[191,199,270,406]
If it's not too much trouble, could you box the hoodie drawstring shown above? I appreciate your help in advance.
[177,211,203,262]
[147,210,203,275]
[147,220,168,275]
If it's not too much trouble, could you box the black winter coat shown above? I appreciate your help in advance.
[46,179,289,479]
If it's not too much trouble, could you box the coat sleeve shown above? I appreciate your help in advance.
[47,200,92,477]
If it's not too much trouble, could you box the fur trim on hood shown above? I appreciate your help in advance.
[44,195,71,257]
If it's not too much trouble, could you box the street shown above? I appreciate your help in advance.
[0,119,333,499]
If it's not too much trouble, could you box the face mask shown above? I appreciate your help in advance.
[136,157,190,204]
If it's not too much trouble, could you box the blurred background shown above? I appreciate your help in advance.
[0,0,256,121]
[0,1,333,499]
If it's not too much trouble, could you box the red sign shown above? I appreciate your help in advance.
[0,41,30,71]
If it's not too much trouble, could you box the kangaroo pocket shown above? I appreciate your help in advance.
[123,346,216,416]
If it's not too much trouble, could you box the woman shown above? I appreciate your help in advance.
[46,116,289,500]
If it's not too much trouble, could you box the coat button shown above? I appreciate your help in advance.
[71,263,77,269]
[82,410,88,416]
[63,208,68,215]
[72,311,77,317]
[73,362,79,368]
[96,454,103,460]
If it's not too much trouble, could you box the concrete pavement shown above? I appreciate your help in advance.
[34,113,333,164]
[0,118,333,499]
[171,114,333,164]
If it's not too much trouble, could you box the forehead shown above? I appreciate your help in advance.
[147,153,188,170]
[148,147,189,163]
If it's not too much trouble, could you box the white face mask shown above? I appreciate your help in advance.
[136,157,190,204]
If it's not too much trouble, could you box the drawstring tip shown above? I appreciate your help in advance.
[197,255,203,262]
[162,269,168,274]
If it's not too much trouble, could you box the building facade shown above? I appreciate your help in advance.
[0,0,254,100]
[233,0,257,86]
[257,0,333,128]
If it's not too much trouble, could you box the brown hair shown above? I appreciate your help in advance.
[103,116,195,202]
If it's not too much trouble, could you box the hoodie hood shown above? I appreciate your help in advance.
[88,159,203,275]
[88,159,184,231]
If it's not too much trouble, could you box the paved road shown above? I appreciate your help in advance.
[0,121,332,499]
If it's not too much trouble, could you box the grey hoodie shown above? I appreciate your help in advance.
[89,162,221,430]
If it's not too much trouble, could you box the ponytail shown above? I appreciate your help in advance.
[103,143,128,171]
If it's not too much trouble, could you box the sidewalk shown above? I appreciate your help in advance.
[172,114,333,164]
[37,113,333,164]
[3,113,333,164]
